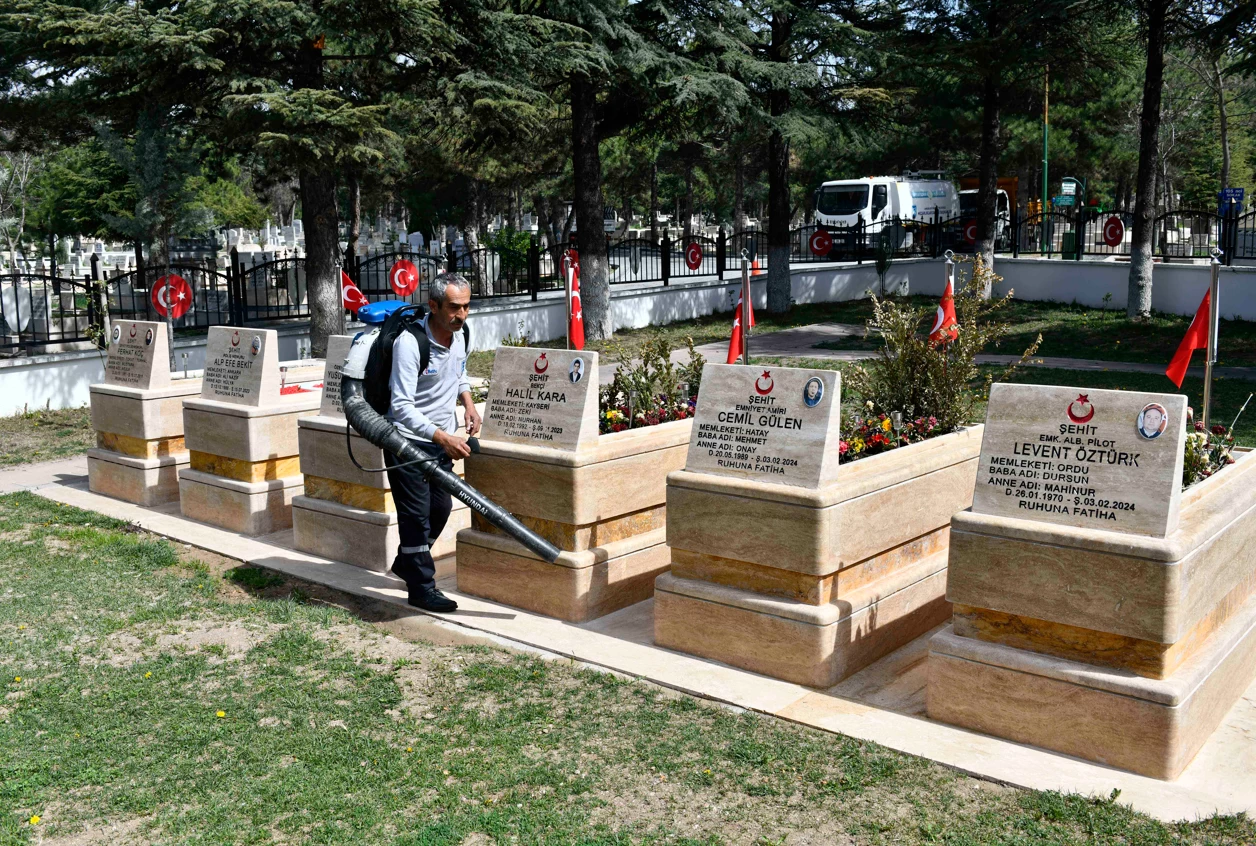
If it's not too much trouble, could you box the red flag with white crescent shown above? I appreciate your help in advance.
[929,275,959,345]
[568,261,585,351]
[341,271,369,313]
[152,274,193,319]
[726,290,755,364]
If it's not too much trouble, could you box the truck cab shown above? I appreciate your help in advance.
[814,175,959,251]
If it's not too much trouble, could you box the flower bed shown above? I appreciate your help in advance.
[597,336,704,434]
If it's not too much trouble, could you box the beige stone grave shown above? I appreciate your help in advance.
[290,335,470,575]
[456,347,692,622]
[178,327,321,535]
[88,320,200,505]
[654,363,984,688]
[926,383,1256,779]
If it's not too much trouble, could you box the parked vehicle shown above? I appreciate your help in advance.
[813,173,959,250]
[959,189,1012,248]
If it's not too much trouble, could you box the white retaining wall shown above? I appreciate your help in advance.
[4,257,1251,415]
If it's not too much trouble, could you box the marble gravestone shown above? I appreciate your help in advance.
[105,320,170,391]
[971,383,1187,537]
[685,363,841,488]
[928,382,1256,780]
[318,334,354,419]
[179,326,320,535]
[201,326,281,406]
[481,347,599,451]
[457,346,692,622]
[88,320,199,506]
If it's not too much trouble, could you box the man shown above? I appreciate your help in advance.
[570,358,584,383]
[386,272,481,612]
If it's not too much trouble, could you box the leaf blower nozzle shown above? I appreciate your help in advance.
[338,330,561,564]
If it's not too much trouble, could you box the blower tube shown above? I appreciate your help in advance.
[338,336,561,565]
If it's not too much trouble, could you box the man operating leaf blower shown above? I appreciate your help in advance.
[338,272,560,612]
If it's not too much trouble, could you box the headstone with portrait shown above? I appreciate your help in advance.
[104,319,171,391]
[317,334,354,419]
[971,383,1188,537]
[480,346,599,451]
[684,363,842,489]
[200,326,282,406]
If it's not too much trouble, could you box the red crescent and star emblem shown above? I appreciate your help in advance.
[963,220,978,245]
[389,259,419,297]
[685,242,703,271]
[809,228,832,256]
[129,323,137,337]
[1066,394,1095,424]
[534,353,548,374]
[151,274,192,318]
[231,330,241,347]
[1103,216,1125,248]
[754,370,774,396]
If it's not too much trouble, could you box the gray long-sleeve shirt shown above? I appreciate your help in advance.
[387,320,471,441]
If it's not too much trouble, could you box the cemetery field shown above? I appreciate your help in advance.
[0,407,94,467]
[3,493,1253,845]
[769,358,1256,446]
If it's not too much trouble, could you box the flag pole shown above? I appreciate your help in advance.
[1203,248,1221,430]
[740,250,751,365]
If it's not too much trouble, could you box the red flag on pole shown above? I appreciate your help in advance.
[928,274,959,345]
[1166,290,1211,388]
[726,290,754,364]
[568,261,585,351]
[341,270,369,313]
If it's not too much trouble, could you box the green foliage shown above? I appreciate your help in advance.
[845,257,1041,432]
[598,335,704,433]
[484,226,531,274]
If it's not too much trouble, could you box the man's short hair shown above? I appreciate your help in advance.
[430,272,471,304]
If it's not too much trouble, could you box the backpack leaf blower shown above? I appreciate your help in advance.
[339,301,561,564]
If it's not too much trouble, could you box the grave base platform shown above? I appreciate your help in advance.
[178,467,302,536]
[291,494,465,578]
[654,550,950,688]
[927,585,1256,780]
[87,448,187,506]
[455,527,669,623]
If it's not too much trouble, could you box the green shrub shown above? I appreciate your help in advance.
[844,256,1040,433]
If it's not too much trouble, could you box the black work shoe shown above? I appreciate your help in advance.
[409,586,458,613]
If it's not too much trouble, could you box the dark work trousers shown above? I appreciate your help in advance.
[385,442,454,592]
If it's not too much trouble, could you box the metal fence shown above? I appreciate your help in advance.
[0,272,100,354]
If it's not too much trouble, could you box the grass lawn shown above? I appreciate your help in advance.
[3,492,1252,844]
[0,407,95,467]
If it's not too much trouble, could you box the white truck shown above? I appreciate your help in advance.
[959,188,1012,248]
[813,173,959,252]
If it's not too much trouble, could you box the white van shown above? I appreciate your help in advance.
[815,175,959,228]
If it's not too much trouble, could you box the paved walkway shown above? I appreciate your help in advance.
[8,473,1255,823]
[0,455,89,495]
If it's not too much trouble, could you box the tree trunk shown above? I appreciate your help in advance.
[683,161,694,239]
[975,70,1001,289]
[348,171,361,261]
[734,149,747,231]
[299,168,342,356]
[1215,58,1230,191]
[765,11,792,315]
[571,75,611,341]
[1127,0,1167,319]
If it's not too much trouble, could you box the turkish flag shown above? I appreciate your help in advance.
[726,290,754,364]
[568,261,585,351]
[341,270,369,313]
[928,275,959,345]
[1166,290,1211,388]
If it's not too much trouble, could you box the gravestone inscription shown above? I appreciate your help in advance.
[319,335,353,419]
[201,326,280,406]
[971,383,1188,537]
[685,363,842,489]
[104,319,170,390]
[481,347,598,450]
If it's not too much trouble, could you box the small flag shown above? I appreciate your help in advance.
[341,271,369,313]
[929,274,958,345]
[568,261,585,351]
[1167,291,1211,388]
[726,290,755,363]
